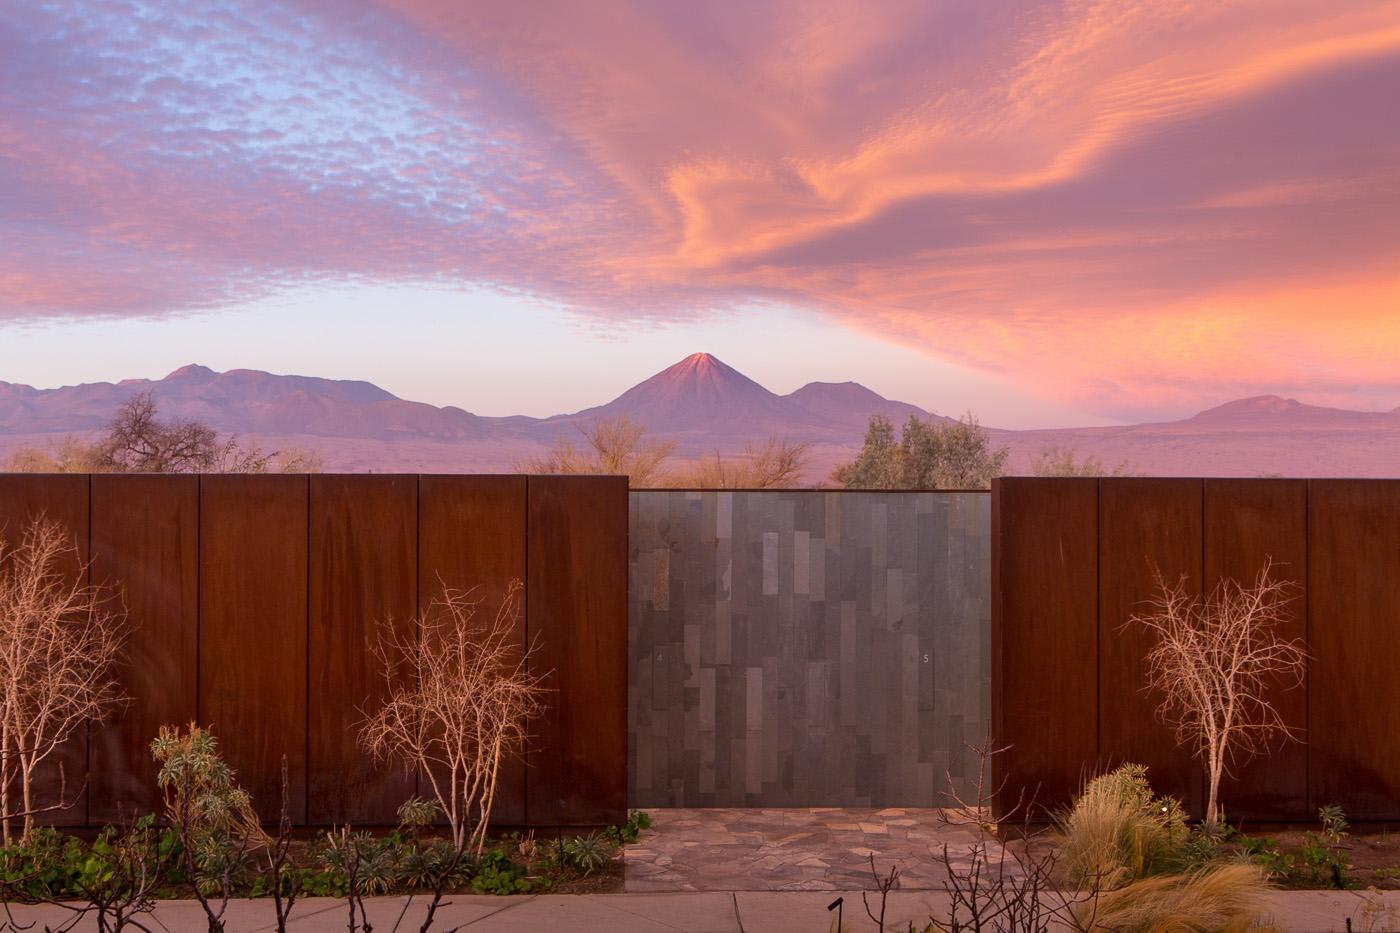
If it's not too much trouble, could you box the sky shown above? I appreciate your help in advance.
[2,0,1399,426]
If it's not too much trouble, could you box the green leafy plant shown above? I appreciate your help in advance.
[1299,806,1352,889]
[605,810,652,846]
[561,834,612,876]
[471,849,532,895]
[0,826,87,898]
[1180,819,1235,869]
[1241,806,1354,889]
[1240,833,1294,880]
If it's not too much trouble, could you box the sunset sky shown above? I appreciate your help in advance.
[3,1,1398,426]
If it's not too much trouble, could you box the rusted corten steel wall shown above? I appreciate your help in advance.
[0,473,628,829]
[993,476,1400,822]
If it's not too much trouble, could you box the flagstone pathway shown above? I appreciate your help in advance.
[624,807,1006,893]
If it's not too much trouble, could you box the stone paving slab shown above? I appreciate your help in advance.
[625,807,997,892]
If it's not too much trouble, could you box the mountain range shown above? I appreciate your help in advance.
[3,353,1399,480]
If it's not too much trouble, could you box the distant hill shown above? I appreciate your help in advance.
[4,357,1400,480]
[0,363,496,441]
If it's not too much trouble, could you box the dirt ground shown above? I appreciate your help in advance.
[1003,824,1400,891]
[1266,826,1400,889]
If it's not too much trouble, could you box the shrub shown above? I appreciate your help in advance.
[518,415,674,486]
[1074,863,1275,933]
[833,412,1007,490]
[1253,805,1353,889]
[1056,763,1188,889]
[561,834,612,876]
[151,724,263,855]
[675,436,811,488]
[605,810,652,846]
[471,849,532,895]
[150,723,264,921]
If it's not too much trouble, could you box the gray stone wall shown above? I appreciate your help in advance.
[628,490,990,808]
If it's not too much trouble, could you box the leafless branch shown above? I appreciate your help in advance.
[1127,559,1307,824]
[0,516,129,843]
[360,580,548,855]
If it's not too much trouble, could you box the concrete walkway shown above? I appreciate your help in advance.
[4,890,1400,932]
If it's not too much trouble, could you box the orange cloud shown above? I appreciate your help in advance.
[4,0,1400,418]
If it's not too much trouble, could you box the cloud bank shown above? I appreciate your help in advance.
[3,0,1399,417]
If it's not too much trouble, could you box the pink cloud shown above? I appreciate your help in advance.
[3,0,1400,418]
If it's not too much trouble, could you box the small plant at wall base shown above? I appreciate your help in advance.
[1127,559,1307,826]
[151,723,266,930]
[0,515,129,844]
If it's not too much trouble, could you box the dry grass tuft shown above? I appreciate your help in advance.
[1056,763,1188,889]
[1075,863,1277,933]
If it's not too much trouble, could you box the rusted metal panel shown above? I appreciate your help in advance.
[992,477,1099,819]
[1098,478,1205,817]
[527,475,629,826]
[417,475,528,825]
[1204,478,1308,821]
[89,474,199,822]
[199,474,308,823]
[308,474,417,825]
[1308,480,1400,819]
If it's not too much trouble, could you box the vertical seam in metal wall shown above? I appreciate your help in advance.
[1200,479,1207,815]
[522,474,530,827]
[196,477,203,728]
[304,475,311,824]
[414,475,421,808]
[85,474,93,825]
[619,478,628,820]
[1304,479,1311,816]
[1095,479,1101,766]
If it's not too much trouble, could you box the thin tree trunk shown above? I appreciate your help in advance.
[1,720,11,846]
[20,755,33,839]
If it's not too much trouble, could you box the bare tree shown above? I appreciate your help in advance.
[4,392,320,475]
[360,580,547,855]
[677,435,812,489]
[98,391,286,473]
[0,516,128,843]
[519,416,675,487]
[1127,560,1307,825]
[928,740,1102,931]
